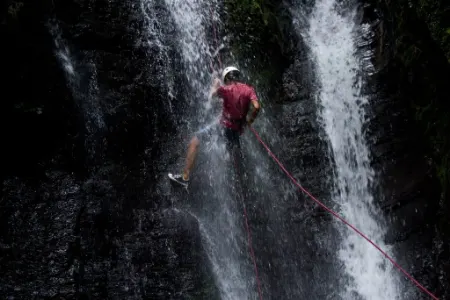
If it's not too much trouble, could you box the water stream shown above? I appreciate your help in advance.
[155,1,253,298]
[306,0,400,298]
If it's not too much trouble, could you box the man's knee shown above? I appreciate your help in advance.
[190,136,200,148]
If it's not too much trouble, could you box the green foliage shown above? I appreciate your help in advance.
[223,0,289,102]
[413,0,450,61]
[224,0,280,59]
[411,87,450,193]
[437,154,450,195]
[385,0,450,196]
[7,1,24,18]
[414,102,450,195]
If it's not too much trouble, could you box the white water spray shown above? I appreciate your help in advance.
[306,0,400,298]
[156,1,251,299]
[140,0,176,111]
[162,0,222,116]
[49,23,105,132]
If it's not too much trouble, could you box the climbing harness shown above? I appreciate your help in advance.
[208,4,439,299]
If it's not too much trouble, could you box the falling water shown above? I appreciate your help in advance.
[49,22,105,133]
[306,0,400,299]
[151,0,252,299]
[140,0,176,112]
[164,0,221,114]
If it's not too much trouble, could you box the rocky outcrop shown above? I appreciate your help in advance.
[1,170,217,298]
[1,1,218,298]
[365,0,450,297]
[3,0,448,298]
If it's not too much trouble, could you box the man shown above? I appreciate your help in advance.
[168,66,260,187]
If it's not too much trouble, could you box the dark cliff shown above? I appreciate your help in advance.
[1,0,449,298]
[365,0,450,297]
[1,1,218,298]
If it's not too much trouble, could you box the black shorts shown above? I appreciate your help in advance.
[195,121,241,150]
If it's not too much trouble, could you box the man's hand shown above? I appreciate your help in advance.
[209,77,221,98]
[213,77,221,87]
[246,99,260,125]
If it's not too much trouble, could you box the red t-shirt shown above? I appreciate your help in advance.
[217,82,258,132]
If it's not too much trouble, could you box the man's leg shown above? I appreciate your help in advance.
[168,135,200,187]
[223,128,242,175]
[222,127,247,200]
[183,136,200,180]
[169,122,216,187]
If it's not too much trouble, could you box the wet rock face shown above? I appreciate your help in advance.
[1,1,218,299]
[1,170,216,299]
[2,0,337,298]
[363,0,450,297]
[3,0,449,299]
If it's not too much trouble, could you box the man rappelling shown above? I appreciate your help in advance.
[169,66,261,187]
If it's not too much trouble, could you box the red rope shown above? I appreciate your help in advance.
[209,5,263,299]
[242,204,264,300]
[248,126,439,300]
[232,150,264,300]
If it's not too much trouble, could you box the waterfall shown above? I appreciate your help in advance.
[305,0,400,298]
[146,0,253,298]
[141,0,403,298]
[162,0,221,118]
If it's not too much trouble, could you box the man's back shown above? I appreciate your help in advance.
[218,82,257,131]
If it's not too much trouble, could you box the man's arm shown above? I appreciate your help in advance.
[247,99,260,125]
[209,78,222,98]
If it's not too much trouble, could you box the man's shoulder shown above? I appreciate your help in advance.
[236,82,255,91]
[237,83,257,99]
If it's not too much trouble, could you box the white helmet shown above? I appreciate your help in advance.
[221,66,240,82]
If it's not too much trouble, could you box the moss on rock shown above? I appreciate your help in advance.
[222,0,295,102]
[370,0,450,294]
[413,0,450,62]
[373,0,450,194]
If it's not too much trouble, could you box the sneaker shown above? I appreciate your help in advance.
[168,173,189,188]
